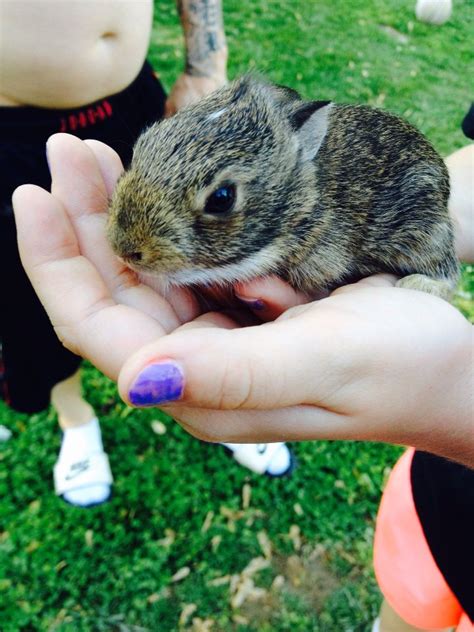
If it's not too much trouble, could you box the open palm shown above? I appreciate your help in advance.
[13,134,206,379]
[13,134,472,466]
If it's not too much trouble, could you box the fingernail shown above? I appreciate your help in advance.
[128,361,184,407]
[236,296,266,311]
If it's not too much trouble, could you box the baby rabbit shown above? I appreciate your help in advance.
[107,75,458,299]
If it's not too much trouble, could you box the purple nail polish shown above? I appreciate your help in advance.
[236,296,266,310]
[129,362,184,407]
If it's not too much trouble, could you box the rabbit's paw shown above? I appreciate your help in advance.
[396,274,453,301]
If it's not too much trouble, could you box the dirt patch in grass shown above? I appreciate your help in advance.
[237,547,342,626]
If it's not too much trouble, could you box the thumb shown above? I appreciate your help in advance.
[118,316,336,411]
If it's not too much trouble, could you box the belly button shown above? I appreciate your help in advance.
[100,31,117,40]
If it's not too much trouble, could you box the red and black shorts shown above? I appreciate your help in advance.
[374,449,473,630]
[0,62,166,413]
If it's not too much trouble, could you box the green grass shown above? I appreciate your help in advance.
[1,1,473,630]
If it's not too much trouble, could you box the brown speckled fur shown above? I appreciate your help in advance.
[107,75,458,299]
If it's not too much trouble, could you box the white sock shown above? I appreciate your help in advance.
[59,418,111,507]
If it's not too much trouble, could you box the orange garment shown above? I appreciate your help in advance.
[374,448,473,631]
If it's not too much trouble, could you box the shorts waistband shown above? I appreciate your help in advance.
[0,61,158,141]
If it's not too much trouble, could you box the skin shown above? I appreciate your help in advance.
[445,144,474,264]
[166,0,228,115]
[0,0,153,108]
[379,599,452,632]
[1,0,227,429]
[12,136,474,468]
[0,0,227,112]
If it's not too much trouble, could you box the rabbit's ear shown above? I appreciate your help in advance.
[274,84,302,103]
[290,101,333,162]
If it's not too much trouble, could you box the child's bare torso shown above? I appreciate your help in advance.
[0,0,153,108]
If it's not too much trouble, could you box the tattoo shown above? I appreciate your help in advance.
[177,0,227,77]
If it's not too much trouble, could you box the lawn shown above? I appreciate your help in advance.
[0,1,472,630]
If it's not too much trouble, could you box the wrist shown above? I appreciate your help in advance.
[185,46,228,80]
[404,320,474,466]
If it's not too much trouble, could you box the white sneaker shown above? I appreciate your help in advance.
[0,424,12,441]
[222,442,295,476]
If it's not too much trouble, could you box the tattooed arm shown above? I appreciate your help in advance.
[165,0,228,116]
[179,0,227,78]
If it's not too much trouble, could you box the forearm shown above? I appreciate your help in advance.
[340,300,474,467]
[177,0,227,79]
[446,144,474,263]
[406,326,474,467]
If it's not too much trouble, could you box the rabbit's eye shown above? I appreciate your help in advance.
[204,184,236,214]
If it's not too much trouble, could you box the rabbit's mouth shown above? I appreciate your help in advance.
[163,245,282,289]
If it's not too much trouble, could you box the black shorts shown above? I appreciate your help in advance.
[0,62,166,413]
[412,451,473,619]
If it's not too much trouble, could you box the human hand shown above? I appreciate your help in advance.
[164,72,227,117]
[12,133,203,379]
[12,133,301,375]
[13,136,473,467]
[117,275,473,467]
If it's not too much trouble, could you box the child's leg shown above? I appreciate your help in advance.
[51,369,112,507]
[374,449,463,631]
[51,369,95,428]
[376,599,454,632]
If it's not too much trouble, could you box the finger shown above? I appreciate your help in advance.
[48,133,110,217]
[13,184,80,268]
[117,312,344,411]
[330,274,398,295]
[165,311,239,332]
[234,275,314,320]
[120,277,400,411]
[47,133,125,273]
[47,134,184,330]
[83,138,124,198]
[12,184,166,380]
[137,271,200,324]
[164,405,371,445]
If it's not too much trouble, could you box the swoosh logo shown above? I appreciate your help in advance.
[64,459,90,481]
